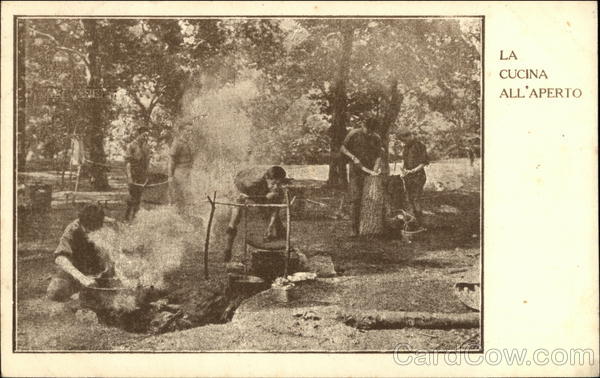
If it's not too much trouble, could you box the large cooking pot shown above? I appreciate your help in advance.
[80,278,159,312]
[80,278,130,311]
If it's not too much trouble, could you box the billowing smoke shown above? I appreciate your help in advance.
[177,78,260,243]
[87,78,261,313]
[182,79,258,199]
[89,206,198,293]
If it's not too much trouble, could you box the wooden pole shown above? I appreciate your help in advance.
[204,191,217,279]
[73,165,82,204]
[209,200,288,208]
[243,205,248,273]
[283,189,291,278]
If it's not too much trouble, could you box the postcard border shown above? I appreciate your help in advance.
[12,14,485,354]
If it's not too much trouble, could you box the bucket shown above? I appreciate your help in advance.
[141,172,170,204]
[271,284,297,303]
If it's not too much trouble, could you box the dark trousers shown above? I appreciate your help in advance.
[404,172,426,224]
[125,183,144,221]
[348,168,366,235]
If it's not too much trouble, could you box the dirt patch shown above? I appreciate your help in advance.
[15,166,481,351]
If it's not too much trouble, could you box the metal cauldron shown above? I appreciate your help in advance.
[80,278,156,312]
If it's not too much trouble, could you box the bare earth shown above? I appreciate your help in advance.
[15,159,481,352]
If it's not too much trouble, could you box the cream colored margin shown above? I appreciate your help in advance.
[1,1,598,377]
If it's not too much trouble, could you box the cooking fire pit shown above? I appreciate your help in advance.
[79,274,271,334]
[80,278,169,333]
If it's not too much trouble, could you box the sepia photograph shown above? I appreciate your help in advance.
[13,15,483,352]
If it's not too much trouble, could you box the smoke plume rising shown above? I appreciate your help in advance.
[177,78,260,243]
[89,206,197,292]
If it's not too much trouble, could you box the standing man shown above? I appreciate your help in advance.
[223,166,289,262]
[398,128,429,228]
[124,126,150,221]
[169,120,194,216]
[47,203,112,301]
[340,118,385,236]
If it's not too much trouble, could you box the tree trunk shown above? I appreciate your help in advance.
[327,26,354,188]
[379,78,403,170]
[359,80,404,235]
[359,175,386,236]
[83,20,110,190]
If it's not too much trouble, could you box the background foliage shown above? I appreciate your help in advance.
[18,18,481,186]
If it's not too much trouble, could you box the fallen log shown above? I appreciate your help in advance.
[339,309,479,330]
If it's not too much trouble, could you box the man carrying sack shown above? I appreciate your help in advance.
[340,118,386,236]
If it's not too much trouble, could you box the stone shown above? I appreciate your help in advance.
[150,311,176,332]
[270,283,296,303]
[226,262,245,274]
[306,255,336,278]
[438,204,460,214]
[287,272,317,282]
[302,310,320,321]
[150,299,169,311]
[75,308,98,324]
[295,251,309,270]
[165,303,182,312]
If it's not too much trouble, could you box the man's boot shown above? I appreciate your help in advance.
[223,226,237,262]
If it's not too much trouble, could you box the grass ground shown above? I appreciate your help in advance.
[15,158,481,351]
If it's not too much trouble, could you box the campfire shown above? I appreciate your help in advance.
[84,206,291,334]
[85,207,202,333]
[81,80,306,334]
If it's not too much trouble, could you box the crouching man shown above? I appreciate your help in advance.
[46,203,112,302]
[223,166,289,262]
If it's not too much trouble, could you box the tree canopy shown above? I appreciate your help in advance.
[17,17,481,189]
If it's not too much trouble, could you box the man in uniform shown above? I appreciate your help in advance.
[341,118,386,236]
[124,126,151,221]
[398,128,429,228]
[46,203,111,301]
[223,166,289,262]
[169,120,194,216]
